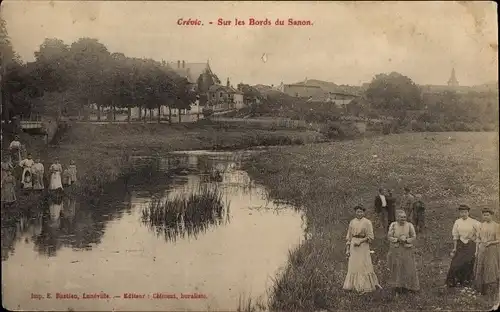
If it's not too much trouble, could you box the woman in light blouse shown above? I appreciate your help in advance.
[446,204,480,287]
[343,205,381,293]
[474,208,500,304]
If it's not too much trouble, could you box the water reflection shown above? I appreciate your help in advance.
[2,150,305,311]
[1,202,44,261]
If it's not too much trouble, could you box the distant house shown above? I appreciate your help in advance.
[307,92,359,108]
[237,84,264,106]
[232,89,245,109]
[166,60,220,93]
[277,78,364,99]
[253,84,274,93]
[207,78,244,110]
[278,82,323,98]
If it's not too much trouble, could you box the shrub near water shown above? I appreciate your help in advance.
[141,184,229,242]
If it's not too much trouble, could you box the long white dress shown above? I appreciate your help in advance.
[49,163,63,190]
[19,158,35,189]
[343,217,381,292]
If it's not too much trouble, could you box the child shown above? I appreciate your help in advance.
[23,171,33,189]
[412,194,425,233]
[62,166,71,187]
[19,153,35,190]
[68,160,77,185]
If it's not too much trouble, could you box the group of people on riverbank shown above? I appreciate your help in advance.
[343,187,500,306]
[1,135,78,206]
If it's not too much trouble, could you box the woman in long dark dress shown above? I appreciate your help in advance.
[446,204,480,287]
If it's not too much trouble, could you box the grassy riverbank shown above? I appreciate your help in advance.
[57,120,326,152]
[8,120,326,202]
[244,132,499,311]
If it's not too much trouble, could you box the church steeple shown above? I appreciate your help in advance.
[448,68,459,87]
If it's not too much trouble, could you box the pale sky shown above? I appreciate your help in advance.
[1,1,498,86]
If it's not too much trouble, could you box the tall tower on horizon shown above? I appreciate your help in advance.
[448,68,459,87]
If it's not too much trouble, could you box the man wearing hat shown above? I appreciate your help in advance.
[400,187,415,220]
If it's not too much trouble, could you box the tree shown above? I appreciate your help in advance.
[69,38,111,120]
[365,72,423,112]
[1,13,23,120]
[109,54,134,122]
[170,77,196,123]
[31,38,76,118]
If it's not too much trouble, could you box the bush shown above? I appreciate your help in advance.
[411,120,427,132]
[425,123,445,132]
[367,111,380,119]
[468,122,482,132]
[367,121,384,132]
[451,122,470,132]
[382,123,392,135]
[202,108,214,118]
[319,122,361,139]
[483,123,497,132]
[319,124,341,139]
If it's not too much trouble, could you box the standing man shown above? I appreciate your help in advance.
[386,189,397,229]
[374,187,388,230]
[400,187,415,221]
[412,194,426,233]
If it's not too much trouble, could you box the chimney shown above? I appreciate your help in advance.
[177,60,180,69]
[182,60,185,68]
[227,78,230,87]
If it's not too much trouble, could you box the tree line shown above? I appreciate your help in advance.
[1,16,196,124]
[259,71,498,130]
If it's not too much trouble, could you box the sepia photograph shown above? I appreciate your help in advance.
[0,1,498,311]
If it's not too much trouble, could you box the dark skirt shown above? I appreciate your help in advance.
[446,240,476,287]
[387,204,396,224]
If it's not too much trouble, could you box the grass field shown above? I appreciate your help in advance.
[244,132,499,311]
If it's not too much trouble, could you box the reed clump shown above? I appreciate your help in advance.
[141,185,230,242]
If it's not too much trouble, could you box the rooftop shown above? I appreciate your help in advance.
[166,61,211,84]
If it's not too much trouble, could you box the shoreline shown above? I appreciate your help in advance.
[4,121,329,207]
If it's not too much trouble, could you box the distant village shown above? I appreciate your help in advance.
[131,60,498,120]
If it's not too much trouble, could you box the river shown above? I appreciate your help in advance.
[1,150,305,311]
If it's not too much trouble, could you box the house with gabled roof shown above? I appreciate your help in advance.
[307,91,359,108]
[166,60,220,92]
[207,78,244,110]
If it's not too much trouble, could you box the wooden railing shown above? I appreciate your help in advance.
[20,115,44,130]
[20,120,44,130]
